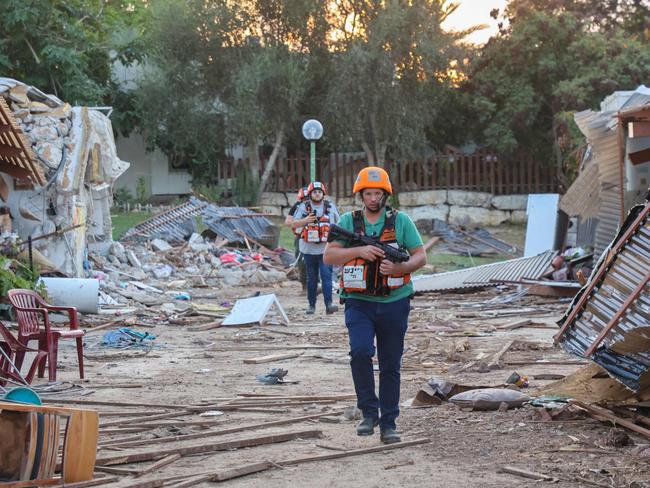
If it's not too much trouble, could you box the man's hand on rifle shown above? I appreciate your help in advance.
[379,259,405,275]
[357,245,385,262]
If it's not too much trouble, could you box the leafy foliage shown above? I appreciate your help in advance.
[0,0,146,105]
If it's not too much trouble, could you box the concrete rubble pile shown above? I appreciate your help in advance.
[0,78,129,277]
[84,231,292,311]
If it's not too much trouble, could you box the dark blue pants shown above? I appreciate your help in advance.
[304,253,333,307]
[344,297,410,430]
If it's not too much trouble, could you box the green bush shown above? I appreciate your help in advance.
[193,184,226,204]
[136,177,148,204]
[233,167,259,206]
[114,187,135,206]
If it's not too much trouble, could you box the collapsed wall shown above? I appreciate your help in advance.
[0,78,129,276]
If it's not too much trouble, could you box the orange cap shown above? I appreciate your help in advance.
[353,166,392,194]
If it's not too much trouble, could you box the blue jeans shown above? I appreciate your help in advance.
[344,297,410,430]
[303,253,333,307]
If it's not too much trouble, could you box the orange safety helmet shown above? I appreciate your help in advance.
[353,166,393,194]
[307,181,326,195]
[297,186,309,201]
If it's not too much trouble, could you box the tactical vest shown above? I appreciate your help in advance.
[340,207,411,296]
[301,200,331,243]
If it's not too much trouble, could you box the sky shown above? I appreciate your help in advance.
[442,0,510,45]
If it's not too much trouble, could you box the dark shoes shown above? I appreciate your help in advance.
[306,306,315,315]
[380,428,401,444]
[356,417,379,436]
[325,304,339,314]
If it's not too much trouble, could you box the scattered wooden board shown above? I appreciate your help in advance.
[243,352,303,364]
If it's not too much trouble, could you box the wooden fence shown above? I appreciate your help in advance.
[208,151,559,199]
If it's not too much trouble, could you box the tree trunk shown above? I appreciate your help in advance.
[361,142,375,165]
[247,142,261,184]
[258,126,285,200]
[551,118,567,189]
[375,143,387,167]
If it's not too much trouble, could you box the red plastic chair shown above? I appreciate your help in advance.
[8,289,85,382]
[0,320,47,386]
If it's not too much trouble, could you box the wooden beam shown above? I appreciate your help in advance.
[488,340,515,370]
[570,400,650,439]
[498,466,555,481]
[134,454,181,478]
[100,411,190,428]
[497,319,532,331]
[243,352,303,364]
[95,429,322,466]
[108,412,339,449]
[278,438,430,466]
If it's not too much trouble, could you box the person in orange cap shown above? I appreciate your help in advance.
[324,166,426,444]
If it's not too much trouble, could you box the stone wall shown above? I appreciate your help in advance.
[259,190,528,227]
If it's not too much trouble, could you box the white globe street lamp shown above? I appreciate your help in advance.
[302,119,323,182]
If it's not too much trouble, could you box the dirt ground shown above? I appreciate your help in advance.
[38,278,650,488]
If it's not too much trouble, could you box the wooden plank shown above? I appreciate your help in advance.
[243,352,303,364]
[497,319,532,331]
[487,340,515,370]
[278,438,429,466]
[100,410,189,428]
[109,412,339,449]
[571,400,650,439]
[61,475,120,488]
[95,429,322,466]
[47,399,187,409]
[499,466,555,481]
[134,454,181,478]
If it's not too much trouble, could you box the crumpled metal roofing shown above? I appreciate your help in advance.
[201,205,277,245]
[556,200,650,392]
[412,250,557,292]
[122,197,208,243]
[122,197,277,246]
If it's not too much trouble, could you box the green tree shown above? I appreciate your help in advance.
[467,0,650,186]
[0,0,144,105]
[323,0,469,165]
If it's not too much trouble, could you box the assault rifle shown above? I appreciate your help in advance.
[327,224,410,263]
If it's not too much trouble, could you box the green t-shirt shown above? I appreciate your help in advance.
[336,208,424,303]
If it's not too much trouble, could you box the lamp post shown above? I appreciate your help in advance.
[302,119,323,182]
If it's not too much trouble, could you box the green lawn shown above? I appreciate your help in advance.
[279,224,298,251]
[111,211,152,240]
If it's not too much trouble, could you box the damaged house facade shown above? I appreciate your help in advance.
[0,78,129,276]
[560,85,650,257]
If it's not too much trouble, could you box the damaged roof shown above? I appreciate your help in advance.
[0,97,45,186]
[412,250,557,292]
[122,197,277,246]
[555,200,650,391]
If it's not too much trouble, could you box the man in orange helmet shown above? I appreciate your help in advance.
[324,166,426,444]
[291,181,340,314]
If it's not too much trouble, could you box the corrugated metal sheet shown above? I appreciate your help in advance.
[122,197,277,246]
[574,108,623,258]
[556,201,650,391]
[576,217,598,249]
[413,251,557,292]
[559,163,600,219]
[122,197,208,243]
[202,205,277,246]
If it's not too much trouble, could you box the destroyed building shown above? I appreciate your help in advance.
[560,85,650,257]
[0,78,129,276]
